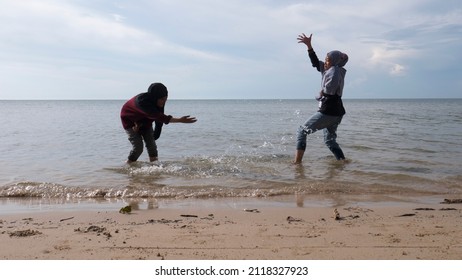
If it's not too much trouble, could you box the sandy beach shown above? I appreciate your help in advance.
[1,198,461,260]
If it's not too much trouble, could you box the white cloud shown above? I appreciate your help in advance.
[390,64,406,76]
[0,0,155,53]
[112,13,125,22]
[0,0,461,99]
[0,0,230,60]
[368,46,416,76]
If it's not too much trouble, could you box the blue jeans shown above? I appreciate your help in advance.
[296,112,345,160]
[125,126,158,162]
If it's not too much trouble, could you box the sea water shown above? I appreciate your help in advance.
[0,99,461,211]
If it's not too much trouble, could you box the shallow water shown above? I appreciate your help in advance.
[1,99,461,210]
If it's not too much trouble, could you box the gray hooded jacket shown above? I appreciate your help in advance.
[308,49,348,116]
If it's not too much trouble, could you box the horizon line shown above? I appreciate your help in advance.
[1,97,461,101]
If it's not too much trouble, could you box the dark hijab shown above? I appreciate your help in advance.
[135,83,168,114]
[135,83,168,139]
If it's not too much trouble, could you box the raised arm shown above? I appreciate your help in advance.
[297,33,321,72]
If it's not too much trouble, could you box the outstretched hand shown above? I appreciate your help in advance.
[297,33,312,49]
[179,115,197,123]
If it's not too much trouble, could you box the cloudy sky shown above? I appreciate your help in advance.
[1,0,461,99]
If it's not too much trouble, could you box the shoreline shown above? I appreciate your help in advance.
[1,195,461,260]
[0,193,458,214]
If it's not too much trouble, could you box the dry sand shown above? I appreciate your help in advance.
[1,200,461,260]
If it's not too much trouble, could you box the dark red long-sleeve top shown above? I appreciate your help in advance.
[120,95,172,130]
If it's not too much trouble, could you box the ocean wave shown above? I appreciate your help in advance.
[1,178,453,201]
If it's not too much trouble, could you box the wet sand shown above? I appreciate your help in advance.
[1,199,461,260]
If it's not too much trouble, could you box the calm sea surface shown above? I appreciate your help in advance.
[1,99,461,211]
